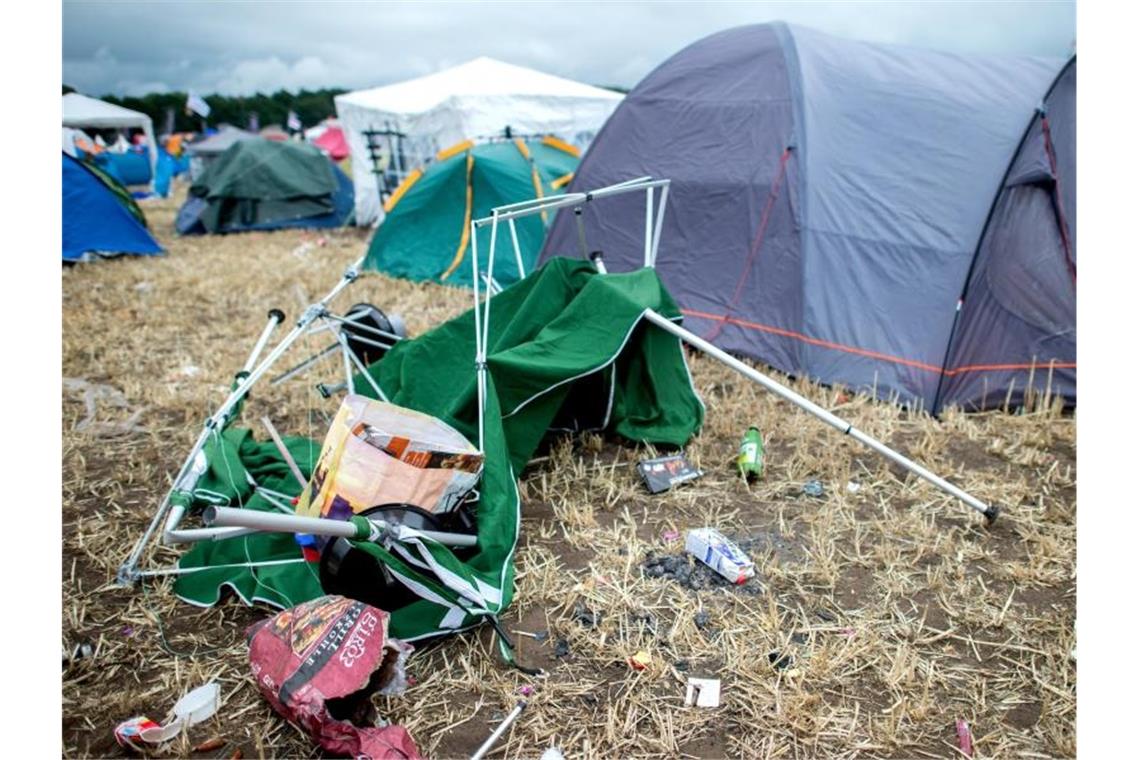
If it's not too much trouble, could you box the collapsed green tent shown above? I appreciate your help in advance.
[362,137,580,288]
[176,138,354,234]
[175,257,704,642]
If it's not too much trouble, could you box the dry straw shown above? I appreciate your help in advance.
[62,189,1075,758]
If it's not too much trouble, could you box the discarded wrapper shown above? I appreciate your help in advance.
[956,718,974,757]
[685,528,755,584]
[684,677,721,708]
[628,650,652,670]
[637,453,701,494]
[113,682,220,750]
[247,595,421,759]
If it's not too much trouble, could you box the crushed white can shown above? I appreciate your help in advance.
[685,528,755,584]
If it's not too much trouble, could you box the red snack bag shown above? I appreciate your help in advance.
[247,595,421,759]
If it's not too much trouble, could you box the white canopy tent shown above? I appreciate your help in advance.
[62,93,157,178]
[335,57,623,226]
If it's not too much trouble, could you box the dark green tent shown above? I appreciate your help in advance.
[174,258,704,643]
[363,137,579,288]
[176,138,354,234]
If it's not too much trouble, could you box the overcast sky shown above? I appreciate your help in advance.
[63,1,1075,97]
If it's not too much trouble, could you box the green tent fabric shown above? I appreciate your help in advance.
[187,139,338,232]
[175,257,704,642]
[363,138,579,289]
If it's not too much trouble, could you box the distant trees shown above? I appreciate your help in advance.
[62,86,348,133]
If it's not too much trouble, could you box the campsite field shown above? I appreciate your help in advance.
[62,189,1076,759]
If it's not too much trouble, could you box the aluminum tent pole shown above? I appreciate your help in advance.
[644,186,654,268]
[641,310,999,522]
[242,309,286,373]
[650,183,670,266]
[117,258,367,583]
[470,220,486,452]
[508,217,526,281]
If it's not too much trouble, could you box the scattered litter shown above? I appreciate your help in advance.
[674,659,690,671]
[63,641,94,665]
[540,747,566,760]
[768,650,794,670]
[956,718,974,757]
[64,377,147,437]
[637,453,702,493]
[180,365,202,377]
[662,529,681,544]
[694,611,711,629]
[553,638,571,658]
[643,550,759,593]
[802,479,824,498]
[573,602,601,628]
[686,528,756,584]
[193,737,226,752]
[247,596,420,759]
[684,677,721,708]
[846,480,862,493]
[737,426,764,480]
[113,682,220,751]
[517,685,535,697]
[471,701,527,760]
[628,650,652,670]
[513,629,548,642]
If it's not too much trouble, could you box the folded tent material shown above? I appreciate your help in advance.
[174,257,705,642]
[362,137,579,288]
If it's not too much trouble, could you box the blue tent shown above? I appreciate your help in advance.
[62,152,163,263]
[540,23,1072,412]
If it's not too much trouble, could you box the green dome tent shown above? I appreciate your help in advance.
[362,137,579,288]
[176,138,355,234]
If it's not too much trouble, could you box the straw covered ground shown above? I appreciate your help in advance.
[62,188,1076,759]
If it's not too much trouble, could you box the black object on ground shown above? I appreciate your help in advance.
[637,453,702,494]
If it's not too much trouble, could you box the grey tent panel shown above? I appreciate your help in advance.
[540,22,1071,411]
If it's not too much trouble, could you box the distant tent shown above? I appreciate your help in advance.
[540,23,1071,412]
[313,124,349,161]
[62,93,156,180]
[185,125,256,180]
[336,57,623,226]
[92,150,153,186]
[176,138,355,234]
[259,125,289,142]
[363,137,579,287]
[63,152,162,263]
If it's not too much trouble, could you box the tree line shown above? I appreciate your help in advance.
[63,84,346,134]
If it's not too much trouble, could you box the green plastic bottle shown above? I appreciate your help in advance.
[737,426,763,480]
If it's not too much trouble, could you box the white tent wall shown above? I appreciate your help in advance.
[62,93,158,180]
[335,57,623,226]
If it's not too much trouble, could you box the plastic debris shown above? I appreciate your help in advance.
[247,595,420,759]
[694,611,711,629]
[802,479,824,497]
[517,685,535,697]
[684,677,721,707]
[662,529,681,544]
[540,747,566,760]
[956,719,974,757]
[737,426,764,480]
[113,682,220,750]
[846,480,862,493]
[637,453,702,493]
[553,638,571,658]
[628,650,652,670]
[685,528,755,584]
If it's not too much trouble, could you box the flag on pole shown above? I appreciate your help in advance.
[186,91,211,118]
[287,110,302,132]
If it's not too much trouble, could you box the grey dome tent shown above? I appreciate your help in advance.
[539,23,1074,413]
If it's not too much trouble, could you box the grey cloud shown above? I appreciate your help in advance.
[63,0,1075,97]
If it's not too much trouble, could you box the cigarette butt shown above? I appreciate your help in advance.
[228,750,243,760]
[193,737,225,752]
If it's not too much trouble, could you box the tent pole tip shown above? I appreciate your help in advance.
[983,504,1001,526]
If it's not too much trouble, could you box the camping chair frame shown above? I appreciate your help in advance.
[116,257,425,584]
[467,178,1000,523]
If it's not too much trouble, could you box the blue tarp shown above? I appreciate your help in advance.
[92,150,152,185]
[62,153,163,263]
[540,23,1071,412]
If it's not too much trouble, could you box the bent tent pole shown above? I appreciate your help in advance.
[116,258,366,584]
[640,310,1000,523]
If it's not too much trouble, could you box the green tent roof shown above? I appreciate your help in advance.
[363,137,580,288]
